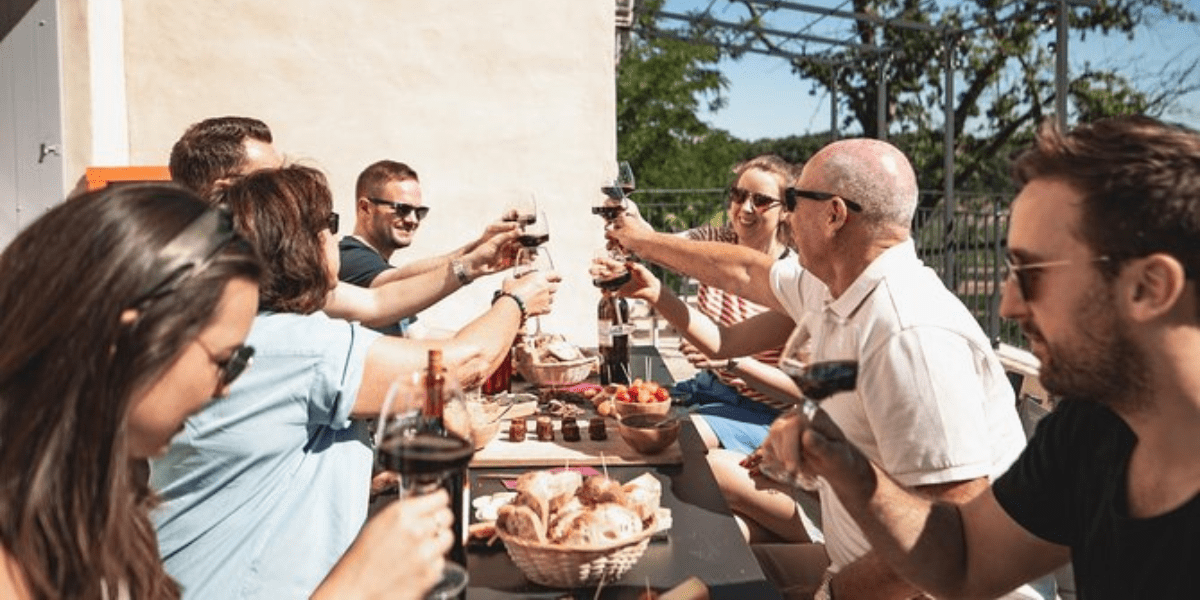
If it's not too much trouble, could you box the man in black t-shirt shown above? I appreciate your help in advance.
[756,116,1200,599]
[338,160,519,335]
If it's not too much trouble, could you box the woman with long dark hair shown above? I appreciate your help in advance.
[0,184,456,600]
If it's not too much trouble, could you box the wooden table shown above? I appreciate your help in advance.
[465,346,782,599]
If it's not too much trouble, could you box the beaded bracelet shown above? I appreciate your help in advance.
[491,290,527,323]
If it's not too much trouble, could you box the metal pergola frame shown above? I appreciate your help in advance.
[634,0,1096,294]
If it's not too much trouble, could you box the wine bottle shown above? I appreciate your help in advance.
[421,349,469,567]
[597,296,631,385]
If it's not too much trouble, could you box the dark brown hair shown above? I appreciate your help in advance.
[169,116,273,200]
[1013,116,1200,284]
[0,185,261,599]
[218,165,336,314]
[355,159,419,200]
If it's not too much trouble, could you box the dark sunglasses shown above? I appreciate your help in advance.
[784,188,864,213]
[367,198,431,221]
[325,212,340,235]
[728,187,781,210]
[1004,254,1111,302]
[199,341,255,387]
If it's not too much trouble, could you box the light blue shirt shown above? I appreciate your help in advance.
[150,311,383,599]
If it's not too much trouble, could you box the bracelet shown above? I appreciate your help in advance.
[491,291,527,322]
[451,259,473,286]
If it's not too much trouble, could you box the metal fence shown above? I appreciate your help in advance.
[632,190,1023,348]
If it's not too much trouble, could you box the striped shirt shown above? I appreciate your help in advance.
[684,224,790,412]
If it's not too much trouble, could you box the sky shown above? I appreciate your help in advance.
[660,0,1200,140]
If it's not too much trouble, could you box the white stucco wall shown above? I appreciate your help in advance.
[59,0,618,345]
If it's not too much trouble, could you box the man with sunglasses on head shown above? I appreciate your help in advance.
[757,116,1200,599]
[606,138,1037,599]
[340,160,518,336]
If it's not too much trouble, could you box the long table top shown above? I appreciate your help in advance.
[465,346,782,599]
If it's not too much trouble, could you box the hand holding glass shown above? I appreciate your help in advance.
[759,319,859,491]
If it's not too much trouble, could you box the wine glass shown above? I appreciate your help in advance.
[591,246,631,291]
[617,161,636,196]
[594,178,628,222]
[759,314,859,491]
[501,191,537,227]
[375,367,480,599]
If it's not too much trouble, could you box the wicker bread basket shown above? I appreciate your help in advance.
[497,516,657,588]
[513,346,599,387]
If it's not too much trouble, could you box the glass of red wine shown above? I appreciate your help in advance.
[759,316,859,491]
[501,191,538,227]
[594,177,629,222]
[591,246,631,290]
[374,369,480,599]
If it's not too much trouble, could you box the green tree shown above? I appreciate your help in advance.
[648,0,1198,208]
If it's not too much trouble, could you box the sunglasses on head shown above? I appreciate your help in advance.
[784,188,864,213]
[325,212,339,235]
[1004,254,1111,302]
[728,187,781,210]
[367,198,431,221]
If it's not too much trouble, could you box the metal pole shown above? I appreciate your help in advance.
[877,52,889,140]
[943,34,958,291]
[1056,0,1069,129]
[830,67,840,141]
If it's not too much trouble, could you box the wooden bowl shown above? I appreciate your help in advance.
[612,397,672,419]
[616,413,681,455]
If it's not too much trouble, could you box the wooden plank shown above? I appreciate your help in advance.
[471,417,682,467]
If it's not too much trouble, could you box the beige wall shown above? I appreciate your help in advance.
[60,0,618,344]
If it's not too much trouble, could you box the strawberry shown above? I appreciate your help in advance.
[615,390,631,404]
[654,387,670,403]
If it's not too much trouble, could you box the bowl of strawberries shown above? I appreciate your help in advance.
[611,378,673,419]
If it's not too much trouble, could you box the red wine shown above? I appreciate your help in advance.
[600,186,625,200]
[784,360,859,400]
[592,205,625,220]
[598,296,631,385]
[377,431,474,476]
[518,233,549,247]
[503,214,537,227]
[592,270,632,290]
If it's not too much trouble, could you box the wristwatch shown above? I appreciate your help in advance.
[451,259,473,285]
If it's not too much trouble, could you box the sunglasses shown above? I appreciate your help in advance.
[1004,254,1111,301]
[784,188,864,213]
[325,212,340,235]
[728,187,781,210]
[367,198,431,221]
[198,341,255,388]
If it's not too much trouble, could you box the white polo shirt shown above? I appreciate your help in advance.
[769,239,1027,569]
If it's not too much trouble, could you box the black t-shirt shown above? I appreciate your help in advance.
[336,236,410,336]
[993,399,1200,599]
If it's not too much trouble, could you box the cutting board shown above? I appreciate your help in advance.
[470,417,683,467]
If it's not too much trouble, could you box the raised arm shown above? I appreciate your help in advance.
[606,206,784,312]
[370,220,518,284]
[349,269,560,419]
[326,227,520,328]
[596,259,794,361]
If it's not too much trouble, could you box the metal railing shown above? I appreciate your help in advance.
[631,189,1023,348]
